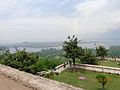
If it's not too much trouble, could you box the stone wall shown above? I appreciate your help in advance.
[73,64,120,75]
[0,64,83,90]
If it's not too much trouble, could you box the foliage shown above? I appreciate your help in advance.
[27,57,65,74]
[80,48,97,64]
[44,72,54,79]
[96,45,108,60]
[96,74,108,89]
[0,46,7,54]
[108,46,120,57]
[0,49,65,74]
[34,48,63,57]
[63,35,83,68]
[0,49,39,73]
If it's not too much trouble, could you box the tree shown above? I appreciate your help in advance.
[0,49,39,73]
[96,74,108,89]
[96,45,108,60]
[80,48,97,64]
[63,35,82,68]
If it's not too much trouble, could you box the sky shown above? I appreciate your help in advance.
[0,0,120,43]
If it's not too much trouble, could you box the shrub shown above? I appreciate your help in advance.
[44,72,54,79]
[96,74,108,89]
[80,48,97,65]
[0,49,39,73]
[0,49,65,75]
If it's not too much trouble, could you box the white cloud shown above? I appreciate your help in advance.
[74,0,120,35]
[0,0,120,42]
[0,16,79,31]
[75,0,107,15]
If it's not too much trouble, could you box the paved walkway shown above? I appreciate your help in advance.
[0,75,32,90]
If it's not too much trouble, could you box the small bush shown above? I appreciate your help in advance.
[96,74,108,89]
[44,72,54,79]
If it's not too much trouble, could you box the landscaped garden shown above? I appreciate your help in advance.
[52,69,120,90]
[1,35,120,90]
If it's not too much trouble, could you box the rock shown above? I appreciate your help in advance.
[79,76,86,80]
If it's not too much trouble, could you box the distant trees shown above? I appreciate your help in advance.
[63,35,83,68]
[34,48,63,57]
[108,46,120,57]
[96,45,108,60]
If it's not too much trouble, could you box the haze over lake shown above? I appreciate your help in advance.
[1,40,120,53]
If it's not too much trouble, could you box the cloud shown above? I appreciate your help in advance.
[0,0,120,42]
[0,16,79,32]
[0,16,80,42]
[74,0,120,35]
[75,0,107,15]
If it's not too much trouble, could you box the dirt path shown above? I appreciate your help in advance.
[0,75,33,90]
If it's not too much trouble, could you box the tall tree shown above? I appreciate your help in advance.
[96,45,108,60]
[63,35,82,68]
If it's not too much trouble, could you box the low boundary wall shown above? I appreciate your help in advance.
[0,64,83,90]
[54,62,120,75]
[55,62,69,73]
[74,64,120,75]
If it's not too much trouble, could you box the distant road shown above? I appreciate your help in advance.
[0,75,32,90]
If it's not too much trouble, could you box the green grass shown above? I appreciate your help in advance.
[98,60,120,68]
[52,69,120,90]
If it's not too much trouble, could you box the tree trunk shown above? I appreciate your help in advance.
[102,83,105,89]
[72,58,75,70]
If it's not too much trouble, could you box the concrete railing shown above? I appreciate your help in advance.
[97,57,120,61]
[0,64,83,90]
[73,64,120,75]
[54,62,69,73]
[53,61,120,75]
[105,57,120,61]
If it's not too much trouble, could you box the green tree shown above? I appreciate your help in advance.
[96,45,108,60]
[0,49,39,73]
[63,35,82,68]
[80,48,97,64]
[96,74,108,89]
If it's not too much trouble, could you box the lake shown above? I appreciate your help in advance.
[3,40,120,53]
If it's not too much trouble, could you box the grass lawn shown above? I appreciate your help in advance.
[98,60,120,68]
[52,69,120,90]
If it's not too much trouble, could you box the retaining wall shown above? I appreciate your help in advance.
[0,64,83,90]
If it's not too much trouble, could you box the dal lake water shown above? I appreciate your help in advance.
[7,40,120,53]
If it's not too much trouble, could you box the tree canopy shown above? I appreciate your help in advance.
[80,48,97,64]
[63,35,82,68]
[96,45,108,60]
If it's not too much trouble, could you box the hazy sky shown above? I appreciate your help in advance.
[0,0,120,43]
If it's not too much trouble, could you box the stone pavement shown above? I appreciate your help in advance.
[0,75,32,90]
